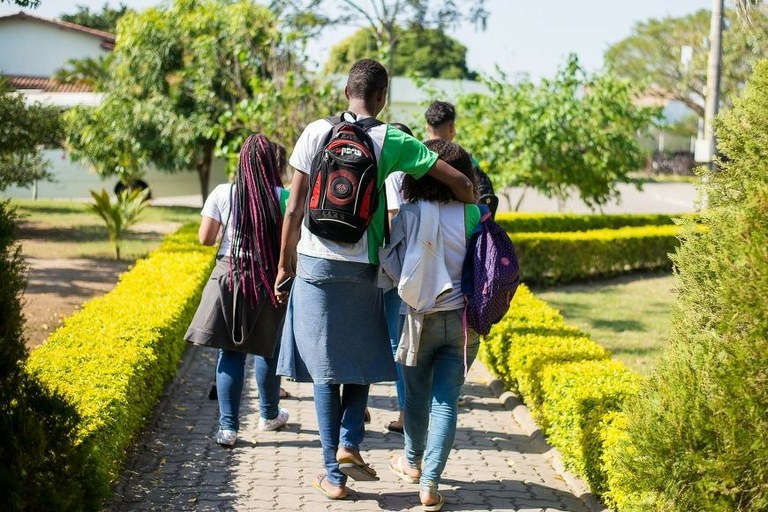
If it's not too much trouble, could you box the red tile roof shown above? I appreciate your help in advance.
[4,75,94,93]
[0,11,115,50]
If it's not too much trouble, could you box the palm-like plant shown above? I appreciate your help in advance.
[54,55,114,92]
[88,188,150,260]
[736,0,762,22]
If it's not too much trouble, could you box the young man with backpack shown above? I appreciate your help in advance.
[274,59,474,501]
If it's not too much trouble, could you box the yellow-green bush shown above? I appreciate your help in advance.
[496,212,679,233]
[480,283,642,504]
[540,360,640,494]
[25,224,215,508]
[600,412,655,511]
[512,225,680,284]
[482,286,609,404]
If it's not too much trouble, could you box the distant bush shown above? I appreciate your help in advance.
[0,201,91,511]
[511,225,680,284]
[496,212,679,233]
[608,60,768,510]
[24,223,215,509]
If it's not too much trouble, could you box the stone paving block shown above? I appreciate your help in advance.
[106,347,599,512]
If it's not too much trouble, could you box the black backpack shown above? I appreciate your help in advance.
[305,112,383,244]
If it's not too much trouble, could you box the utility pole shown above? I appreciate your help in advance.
[701,0,724,166]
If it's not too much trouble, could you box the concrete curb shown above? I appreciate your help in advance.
[482,368,611,512]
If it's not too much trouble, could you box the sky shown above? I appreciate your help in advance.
[1,0,711,80]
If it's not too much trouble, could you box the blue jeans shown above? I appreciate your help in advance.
[313,383,370,487]
[216,345,282,431]
[402,309,480,494]
[383,288,406,410]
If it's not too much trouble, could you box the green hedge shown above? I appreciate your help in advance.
[480,284,641,499]
[511,225,681,284]
[25,224,215,509]
[540,360,640,495]
[496,212,680,233]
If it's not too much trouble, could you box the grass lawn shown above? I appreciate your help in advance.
[10,199,200,261]
[532,272,676,374]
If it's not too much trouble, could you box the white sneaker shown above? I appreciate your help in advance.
[258,408,289,431]
[215,428,237,447]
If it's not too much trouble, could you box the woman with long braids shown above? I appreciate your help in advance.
[185,134,291,447]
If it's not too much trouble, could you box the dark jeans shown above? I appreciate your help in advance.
[313,383,370,486]
[216,345,282,430]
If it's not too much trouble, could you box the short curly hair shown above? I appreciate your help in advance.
[402,139,474,204]
[424,101,456,128]
[347,59,389,101]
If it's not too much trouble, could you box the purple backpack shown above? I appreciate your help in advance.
[461,207,520,335]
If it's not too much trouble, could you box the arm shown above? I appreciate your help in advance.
[275,170,309,303]
[427,159,475,203]
[198,216,220,245]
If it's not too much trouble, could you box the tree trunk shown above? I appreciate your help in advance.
[197,143,214,203]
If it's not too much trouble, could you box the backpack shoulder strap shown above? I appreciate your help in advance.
[356,117,384,131]
[325,115,342,126]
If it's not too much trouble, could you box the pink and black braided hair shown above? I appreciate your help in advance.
[229,134,284,307]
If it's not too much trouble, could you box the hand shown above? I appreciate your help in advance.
[275,268,295,305]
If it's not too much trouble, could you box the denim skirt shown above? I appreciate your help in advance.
[276,254,397,385]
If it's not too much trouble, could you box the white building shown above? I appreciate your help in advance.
[1,12,223,201]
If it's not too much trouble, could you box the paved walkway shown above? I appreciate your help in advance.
[107,346,594,512]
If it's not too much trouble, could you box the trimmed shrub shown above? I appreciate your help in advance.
[600,412,655,511]
[511,225,680,284]
[611,60,768,510]
[540,360,640,494]
[496,212,679,233]
[24,223,215,509]
[481,286,610,413]
[0,201,91,512]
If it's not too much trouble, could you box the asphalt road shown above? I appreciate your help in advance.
[154,182,699,215]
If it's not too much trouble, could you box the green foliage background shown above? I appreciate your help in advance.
[605,9,768,118]
[0,81,62,191]
[456,54,659,209]
[325,24,476,79]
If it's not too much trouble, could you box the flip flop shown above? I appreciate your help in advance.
[385,421,404,435]
[337,459,380,481]
[421,492,444,511]
[279,388,292,399]
[389,455,420,484]
[312,473,349,500]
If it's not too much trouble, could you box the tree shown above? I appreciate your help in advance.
[610,59,768,512]
[604,9,768,118]
[60,3,130,32]
[456,54,659,211]
[0,80,62,190]
[325,24,476,79]
[273,0,487,103]
[0,0,40,6]
[66,0,342,200]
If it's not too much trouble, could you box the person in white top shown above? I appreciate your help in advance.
[185,135,291,447]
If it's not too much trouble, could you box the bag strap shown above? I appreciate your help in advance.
[325,111,383,131]
[210,184,234,264]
